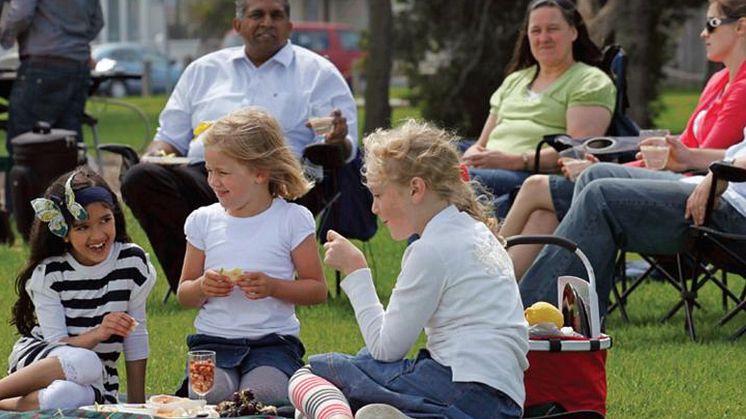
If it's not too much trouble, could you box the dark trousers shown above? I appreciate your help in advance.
[7,58,90,148]
[121,162,323,292]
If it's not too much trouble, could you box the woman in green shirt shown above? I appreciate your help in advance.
[462,0,615,212]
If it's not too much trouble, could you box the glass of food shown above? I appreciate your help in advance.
[640,137,670,170]
[188,350,215,400]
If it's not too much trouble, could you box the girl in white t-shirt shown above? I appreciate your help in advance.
[289,120,529,419]
[177,108,327,403]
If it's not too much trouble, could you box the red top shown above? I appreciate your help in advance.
[679,61,746,149]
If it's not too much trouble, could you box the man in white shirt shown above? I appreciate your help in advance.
[519,132,746,317]
[121,0,357,292]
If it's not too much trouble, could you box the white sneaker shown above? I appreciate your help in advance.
[355,403,411,419]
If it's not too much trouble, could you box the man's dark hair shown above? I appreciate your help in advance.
[235,0,290,19]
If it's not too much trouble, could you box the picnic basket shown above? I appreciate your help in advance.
[505,236,612,417]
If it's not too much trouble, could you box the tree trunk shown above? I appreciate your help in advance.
[615,0,655,127]
[363,0,393,135]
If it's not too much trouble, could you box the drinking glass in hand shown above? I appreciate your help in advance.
[188,350,216,400]
[308,103,334,142]
[640,137,670,170]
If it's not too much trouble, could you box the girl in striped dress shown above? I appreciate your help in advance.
[0,167,156,411]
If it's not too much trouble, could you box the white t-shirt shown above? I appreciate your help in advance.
[341,205,529,406]
[184,198,315,339]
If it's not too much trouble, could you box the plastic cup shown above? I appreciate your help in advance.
[559,158,592,181]
[640,137,670,170]
[639,128,671,139]
[308,116,334,136]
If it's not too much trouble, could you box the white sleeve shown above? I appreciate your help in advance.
[124,249,155,361]
[153,63,197,155]
[286,204,316,250]
[123,298,149,361]
[341,242,445,361]
[26,265,69,343]
[184,208,206,250]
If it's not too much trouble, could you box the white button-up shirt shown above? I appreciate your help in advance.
[155,41,357,161]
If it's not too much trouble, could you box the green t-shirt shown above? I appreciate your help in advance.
[487,62,616,153]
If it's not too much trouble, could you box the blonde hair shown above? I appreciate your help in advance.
[363,119,499,235]
[204,108,312,200]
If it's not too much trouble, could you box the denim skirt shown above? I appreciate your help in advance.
[309,348,521,419]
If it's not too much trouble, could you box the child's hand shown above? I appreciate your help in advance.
[97,312,137,341]
[201,270,233,297]
[237,272,275,299]
[324,230,367,275]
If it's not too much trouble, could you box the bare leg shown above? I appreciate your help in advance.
[511,209,560,279]
[0,357,64,400]
[0,391,40,411]
[499,175,556,237]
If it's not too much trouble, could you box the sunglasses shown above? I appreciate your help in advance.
[705,16,739,33]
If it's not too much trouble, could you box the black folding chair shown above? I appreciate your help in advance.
[303,143,377,296]
[610,161,746,340]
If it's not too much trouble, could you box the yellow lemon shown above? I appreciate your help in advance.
[524,301,564,328]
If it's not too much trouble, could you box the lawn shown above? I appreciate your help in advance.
[0,89,744,417]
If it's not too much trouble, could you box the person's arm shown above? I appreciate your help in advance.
[87,2,104,41]
[312,67,358,161]
[238,234,327,305]
[324,231,440,361]
[143,140,181,157]
[177,243,233,308]
[565,106,613,138]
[684,156,745,225]
[125,359,147,403]
[660,136,727,172]
[0,0,36,49]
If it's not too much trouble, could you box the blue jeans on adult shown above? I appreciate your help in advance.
[519,163,746,315]
[7,58,90,150]
[309,348,522,418]
[469,168,531,218]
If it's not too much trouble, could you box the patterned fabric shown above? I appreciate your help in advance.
[289,367,353,419]
[7,243,156,404]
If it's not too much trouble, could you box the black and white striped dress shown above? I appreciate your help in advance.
[7,242,156,404]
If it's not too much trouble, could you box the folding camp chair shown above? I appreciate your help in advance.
[303,143,377,296]
[610,161,746,340]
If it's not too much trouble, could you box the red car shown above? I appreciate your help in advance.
[223,22,363,85]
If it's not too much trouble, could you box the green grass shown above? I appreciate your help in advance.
[1,89,745,417]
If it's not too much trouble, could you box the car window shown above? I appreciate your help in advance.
[338,30,360,51]
[291,30,329,51]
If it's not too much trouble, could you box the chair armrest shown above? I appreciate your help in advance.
[703,160,746,225]
[303,143,346,169]
[97,143,140,169]
[709,161,746,183]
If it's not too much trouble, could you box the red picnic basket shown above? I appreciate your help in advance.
[505,236,612,417]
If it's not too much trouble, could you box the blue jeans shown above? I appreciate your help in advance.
[7,59,90,149]
[309,349,522,418]
[468,168,531,198]
[519,163,746,315]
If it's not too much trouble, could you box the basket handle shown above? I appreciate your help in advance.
[505,235,577,252]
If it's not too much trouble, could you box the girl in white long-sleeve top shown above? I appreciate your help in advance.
[289,120,529,419]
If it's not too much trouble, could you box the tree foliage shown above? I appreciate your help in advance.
[394,0,526,137]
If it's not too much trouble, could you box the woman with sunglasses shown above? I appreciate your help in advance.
[461,0,615,214]
[499,0,746,280]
